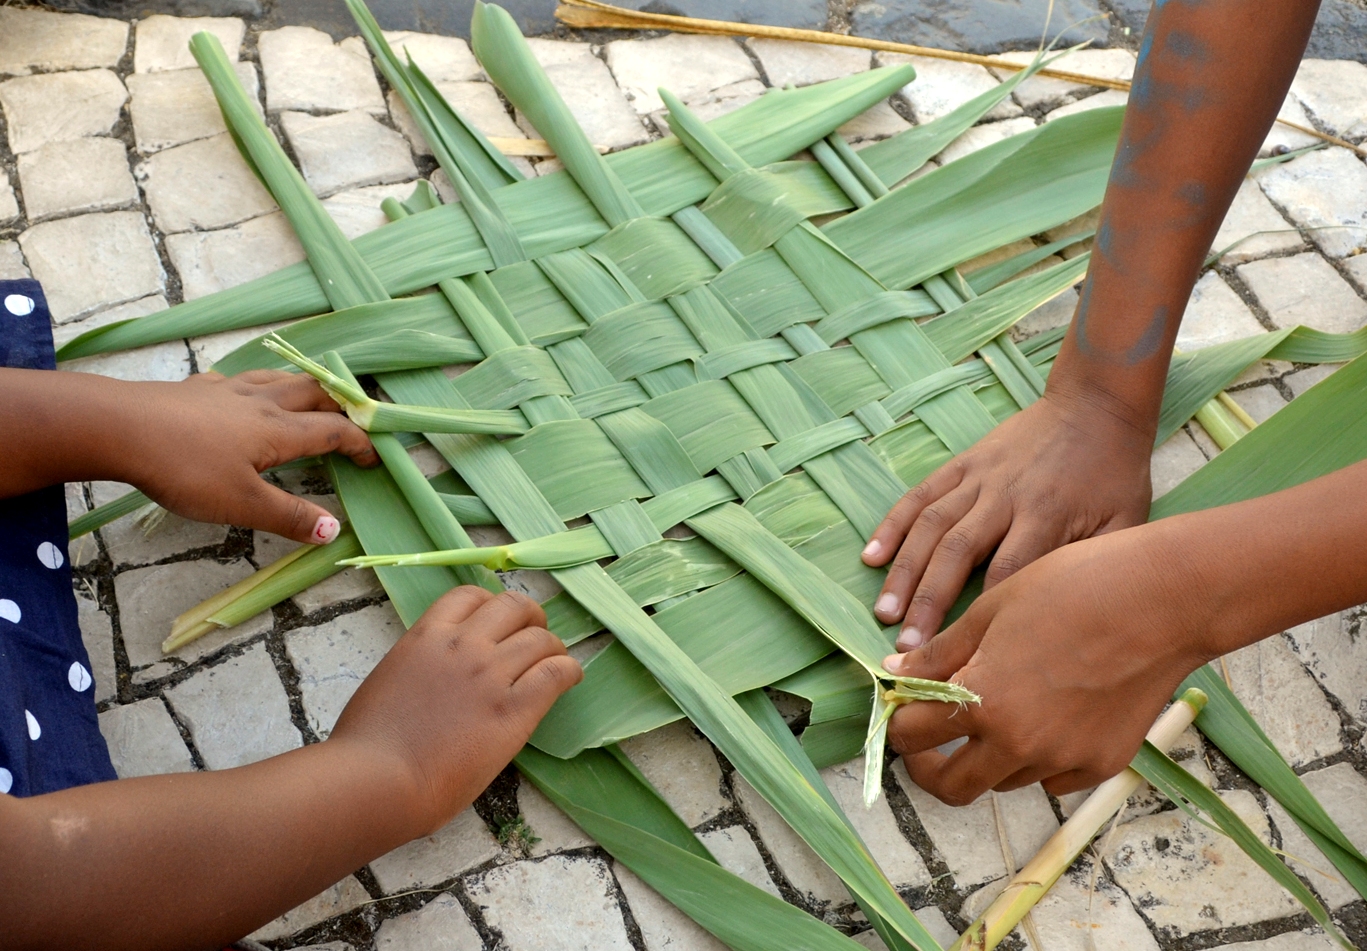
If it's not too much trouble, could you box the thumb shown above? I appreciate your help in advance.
[237,476,343,545]
[883,601,988,682]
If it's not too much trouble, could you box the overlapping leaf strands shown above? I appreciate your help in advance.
[58,4,1367,948]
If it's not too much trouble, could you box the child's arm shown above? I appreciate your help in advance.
[0,586,581,951]
[0,367,379,543]
[862,0,1323,648]
[883,457,1367,805]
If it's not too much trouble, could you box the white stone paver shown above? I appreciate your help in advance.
[989,48,1136,111]
[1225,634,1344,767]
[258,26,385,115]
[1175,272,1268,351]
[1266,762,1367,910]
[133,15,244,74]
[139,133,279,233]
[1237,252,1367,333]
[323,182,419,239]
[1022,867,1161,951]
[733,773,852,905]
[612,863,729,951]
[1151,429,1208,498]
[164,642,301,769]
[280,110,419,198]
[748,39,870,88]
[0,8,128,76]
[98,697,195,777]
[520,40,648,150]
[893,760,1058,889]
[1261,93,1322,156]
[852,907,959,950]
[250,875,370,941]
[1285,611,1367,728]
[190,320,293,369]
[1104,789,1300,932]
[1212,176,1303,264]
[389,81,524,155]
[618,721,727,828]
[166,211,307,302]
[837,100,912,143]
[1257,148,1367,259]
[606,34,758,118]
[0,240,28,279]
[470,855,634,951]
[19,211,165,321]
[17,137,139,222]
[518,780,594,856]
[1044,89,1129,122]
[286,602,405,738]
[697,826,782,897]
[127,62,261,154]
[879,53,1021,124]
[937,116,1036,165]
[823,756,931,888]
[1284,362,1341,398]
[0,69,129,155]
[381,31,481,82]
[1291,59,1367,140]
[1229,383,1288,424]
[373,893,483,951]
[0,180,19,225]
[648,79,768,130]
[1216,932,1342,951]
[56,296,192,383]
[369,808,501,893]
[75,589,117,705]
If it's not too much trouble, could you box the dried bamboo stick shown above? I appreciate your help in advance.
[554,0,1367,158]
[951,688,1208,951]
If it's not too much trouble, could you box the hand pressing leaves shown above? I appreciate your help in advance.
[862,394,1154,650]
[124,370,379,544]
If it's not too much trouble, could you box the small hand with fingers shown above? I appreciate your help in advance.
[862,394,1154,650]
[881,524,1208,805]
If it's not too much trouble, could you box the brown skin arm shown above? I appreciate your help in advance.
[863,0,1322,649]
[0,367,380,544]
[0,587,582,950]
[884,458,1367,805]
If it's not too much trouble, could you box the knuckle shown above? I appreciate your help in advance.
[986,551,1026,580]
[909,588,938,609]
[917,504,951,530]
[937,527,975,558]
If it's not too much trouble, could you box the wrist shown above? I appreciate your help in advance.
[1043,374,1159,449]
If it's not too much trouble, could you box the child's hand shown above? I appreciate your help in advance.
[328,587,583,835]
[881,520,1206,805]
[121,370,379,544]
[861,394,1153,649]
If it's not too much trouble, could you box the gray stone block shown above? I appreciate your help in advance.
[249,876,371,941]
[165,211,307,302]
[115,558,270,669]
[258,25,385,114]
[98,697,195,777]
[19,211,165,321]
[18,137,139,222]
[1238,252,1367,334]
[0,8,127,77]
[467,854,634,951]
[280,110,419,198]
[618,720,727,827]
[370,807,501,893]
[164,642,302,769]
[0,68,128,155]
[286,602,405,738]
[127,61,261,154]
[133,14,245,73]
[852,0,1108,54]
[374,893,483,951]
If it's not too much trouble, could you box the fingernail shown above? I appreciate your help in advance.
[311,515,340,545]
[875,593,900,618]
[862,540,882,561]
[896,626,925,651]
[883,652,908,675]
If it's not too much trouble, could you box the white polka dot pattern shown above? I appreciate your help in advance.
[0,768,11,794]
[68,662,92,693]
[25,710,40,741]
[0,599,19,624]
[37,541,64,570]
[3,294,35,316]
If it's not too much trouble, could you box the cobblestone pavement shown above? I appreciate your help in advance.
[2,6,1367,950]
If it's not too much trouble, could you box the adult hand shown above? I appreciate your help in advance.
[330,587,582,834]
[862,393,1154,650]
[881,521,1209,805]
[123,370,379,544]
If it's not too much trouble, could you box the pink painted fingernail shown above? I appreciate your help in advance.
[311,515,340,545]
[883,653,908,675]
[897,626,925,651]
[862,540,882,561]
[875,593,900,618]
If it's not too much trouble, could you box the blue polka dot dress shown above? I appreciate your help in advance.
[0,279,116,796]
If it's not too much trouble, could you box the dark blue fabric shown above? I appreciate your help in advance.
[0,280,116,797]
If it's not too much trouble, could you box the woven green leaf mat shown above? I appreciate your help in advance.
[58,4,1367,949]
